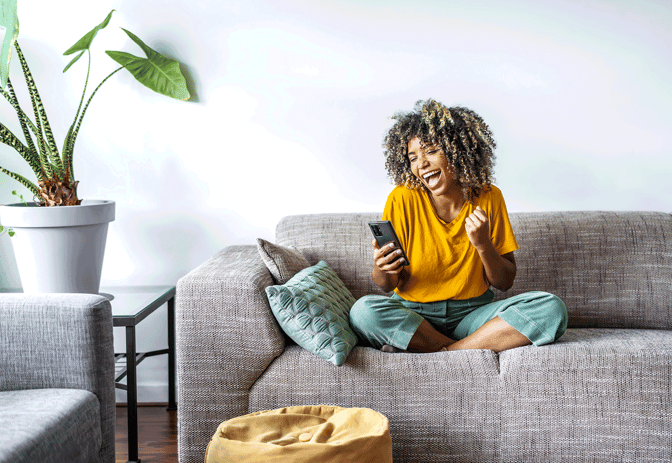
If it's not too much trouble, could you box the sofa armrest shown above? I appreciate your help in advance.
[176,245,285,463]
[0,293,115,463]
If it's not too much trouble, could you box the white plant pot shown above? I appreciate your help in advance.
[0,200,115,294]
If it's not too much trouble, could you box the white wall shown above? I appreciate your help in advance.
[1,0,670,402]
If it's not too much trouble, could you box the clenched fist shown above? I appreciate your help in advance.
[465,206,490,250]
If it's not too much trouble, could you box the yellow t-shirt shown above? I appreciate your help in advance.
[383,184,519,302]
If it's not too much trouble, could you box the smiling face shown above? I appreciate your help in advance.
[407,136,458,197]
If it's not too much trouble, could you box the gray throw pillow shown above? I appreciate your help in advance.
[257,238,311,285]
[265,261,357,366]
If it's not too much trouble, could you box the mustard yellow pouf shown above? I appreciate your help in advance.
[205,405,393,463]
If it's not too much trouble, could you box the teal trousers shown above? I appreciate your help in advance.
[349,290,568,350]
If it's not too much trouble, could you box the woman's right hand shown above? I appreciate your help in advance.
[371,240,406,293]
[373,240,405,275]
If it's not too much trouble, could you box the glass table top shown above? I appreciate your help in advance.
[103,285,175,326]
[0,285,175,326]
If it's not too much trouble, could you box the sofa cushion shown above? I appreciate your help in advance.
[250,345,502,462]
[499,328,672,462]
[265,261,357,366]
[0,388,102,463]
[257,238,311,285]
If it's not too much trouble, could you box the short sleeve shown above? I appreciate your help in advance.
[487,187,519,255]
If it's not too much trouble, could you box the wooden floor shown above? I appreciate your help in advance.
[116,404,178,463]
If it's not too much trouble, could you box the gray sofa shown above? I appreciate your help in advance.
[0,294,115,463]
[176,211,672,463]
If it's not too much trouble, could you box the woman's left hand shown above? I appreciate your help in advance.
[465,206,491,250]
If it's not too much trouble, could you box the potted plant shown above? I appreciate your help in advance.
[0,6,190,293]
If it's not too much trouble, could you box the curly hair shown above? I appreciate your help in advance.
[383,99,497,202]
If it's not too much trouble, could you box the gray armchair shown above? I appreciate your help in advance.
[0,293,115,463]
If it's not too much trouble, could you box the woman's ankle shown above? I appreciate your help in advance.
[407,320,455,352]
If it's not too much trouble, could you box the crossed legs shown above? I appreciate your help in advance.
[407,317,530,353]
[349,291,568,353]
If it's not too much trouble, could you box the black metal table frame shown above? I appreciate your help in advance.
[113,286,176,463]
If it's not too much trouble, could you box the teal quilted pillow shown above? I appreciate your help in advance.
[265,261,357,366]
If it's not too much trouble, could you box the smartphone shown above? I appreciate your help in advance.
[368,220,409,266]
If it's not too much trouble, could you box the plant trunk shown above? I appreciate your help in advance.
[37,179,81,206]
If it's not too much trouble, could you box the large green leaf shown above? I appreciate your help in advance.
[63,9,114,72]
[106,28,189,101]
[2,79,39,164]
[14,42,62,178]
[0,0,19,89]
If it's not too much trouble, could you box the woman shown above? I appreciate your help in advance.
[349,99,568,353]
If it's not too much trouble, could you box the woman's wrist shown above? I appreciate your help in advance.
[373,265,401,293]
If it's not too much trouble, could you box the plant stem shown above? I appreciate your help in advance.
[65,66,124,182]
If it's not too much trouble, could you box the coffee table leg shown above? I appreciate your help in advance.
[167,296,177,411]
[126,325,141,463]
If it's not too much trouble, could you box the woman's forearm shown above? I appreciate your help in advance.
[372,265,401,293]
[465,207,516,291]
[475,243,516,291]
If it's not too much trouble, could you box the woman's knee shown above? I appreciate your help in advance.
[508,291,568,343]
[349,296,371,328]
[539,292,569,340]
[349,295,387,329]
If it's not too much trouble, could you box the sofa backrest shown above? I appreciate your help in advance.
[276,213,386,300]
[276,211,672,330]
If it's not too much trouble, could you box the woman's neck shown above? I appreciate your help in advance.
[429,185,465,223]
